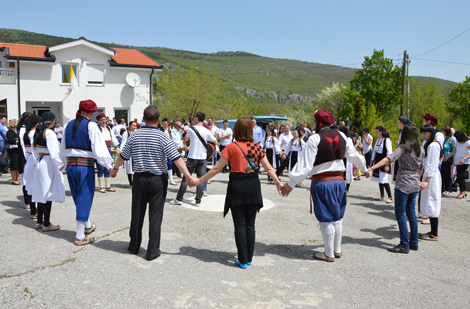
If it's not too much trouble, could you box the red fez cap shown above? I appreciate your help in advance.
[96,113,106,121]
[424,113,438,126]
[314,110,335,132]
[76,100,98,118]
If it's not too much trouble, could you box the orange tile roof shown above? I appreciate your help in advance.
[112,48,162,68]
[0,42,47,58]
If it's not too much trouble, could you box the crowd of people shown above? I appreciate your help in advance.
[2,103,470,267]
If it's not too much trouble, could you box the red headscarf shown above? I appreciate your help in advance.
[96,113,106,121]
[424,113,438,127]
[76,100,98,118]
[314,110,335,132]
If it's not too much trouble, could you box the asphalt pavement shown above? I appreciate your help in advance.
[1,168,469,308]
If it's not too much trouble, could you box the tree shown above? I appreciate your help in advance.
[314,82,347,117]
[448,76,470,134]
[349,49,403,116]
[153,66,222,120]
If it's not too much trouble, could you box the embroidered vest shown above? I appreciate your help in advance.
[313,129,346,166]
[65,117,92,151]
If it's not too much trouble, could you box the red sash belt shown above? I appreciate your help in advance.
[67,157,95,167]
[309,171,344,214]
[105,140,111,150]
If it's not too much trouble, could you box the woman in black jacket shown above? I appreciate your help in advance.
[6,119,20,184]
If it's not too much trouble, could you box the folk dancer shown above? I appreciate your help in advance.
[31,112,65,232]
[370,126,393,203]
[60,100,114,245]
[96,113,119,193]
[260,128,281,184]
[276,123,293,176]
[121,121,137,188]
[280,110,369,262]
[17,112,31,207]
[281,129,305,186]
[22,114,40,219]
[339,126,354,193]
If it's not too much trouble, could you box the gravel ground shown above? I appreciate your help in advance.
[0,168,469,308]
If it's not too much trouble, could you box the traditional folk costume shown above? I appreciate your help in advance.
[260,134,280,183]
[420,141,442,241]
[120,130,134,187]
[59,100,113,245]
[17,112,31,209]
[283,138,305,177]
[287,110,367,262]
[163,127,182,185]
[371,136,393,201]
[344,137,354,192]
[31,112,65,232]
[96,113,119,193]
[22,114,40,218]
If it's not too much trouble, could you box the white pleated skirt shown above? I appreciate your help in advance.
[30,156,65,203]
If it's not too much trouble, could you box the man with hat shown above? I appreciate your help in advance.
[96,113,120,193]
[60,100,114,245]
[423,113,444,148]
[281,110,370,262]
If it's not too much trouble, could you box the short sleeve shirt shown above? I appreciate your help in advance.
[221,141,265,174]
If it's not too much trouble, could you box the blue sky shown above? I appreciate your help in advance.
[4,1,469,82]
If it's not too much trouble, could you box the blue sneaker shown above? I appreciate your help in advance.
[247,261,252,266]
[235,259,247,269]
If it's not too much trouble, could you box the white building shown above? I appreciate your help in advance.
[0,37,163,124]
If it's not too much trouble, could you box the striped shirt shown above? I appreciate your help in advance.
[120,126,181,175]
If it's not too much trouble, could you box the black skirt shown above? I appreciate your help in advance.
[224,172,263,217]
[7,148,20,171]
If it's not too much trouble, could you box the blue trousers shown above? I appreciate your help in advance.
[96,150,112,177]
[311,180,347,222]
[394,190,418,249]
[67,165,95,222]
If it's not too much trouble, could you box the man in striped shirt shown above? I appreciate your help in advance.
[111,106,191,261]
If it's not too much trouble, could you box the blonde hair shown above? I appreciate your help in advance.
[9,119,18,129]
[356,144,364,155]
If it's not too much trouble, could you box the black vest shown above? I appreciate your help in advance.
[314,129,346,166]
[35,129,50,147]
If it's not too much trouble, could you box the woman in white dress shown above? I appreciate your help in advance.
[260,128,281,184]
[282,130,305,186]
[371,126,393,203]
[22,114,40,218]
[419,124,442,241]
[120,121,136,188]
[31,112,65,232]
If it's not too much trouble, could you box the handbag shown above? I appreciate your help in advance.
[234,142,259,173]
[190,126,216,160]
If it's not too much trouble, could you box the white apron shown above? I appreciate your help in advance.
[421,142,441,218]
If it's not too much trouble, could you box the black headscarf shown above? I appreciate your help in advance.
[398,116,412,126]
[34,112,56,144]
[25,114,40,133]
[18,112,32,129]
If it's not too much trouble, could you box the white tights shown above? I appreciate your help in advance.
[319,219,343,258]
[76,220,92,240]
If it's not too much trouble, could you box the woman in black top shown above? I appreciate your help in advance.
[6,119,20,185]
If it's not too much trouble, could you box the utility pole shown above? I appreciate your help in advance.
[400,50,407,116]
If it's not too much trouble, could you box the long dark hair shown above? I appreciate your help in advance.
[420,124,436,157]
[454,130,469,143]
[18,112,32,129]
[34,112,56,145]
[399,125,421,157]
[375,126,390,138]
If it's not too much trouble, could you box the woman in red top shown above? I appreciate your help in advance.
[190,117,281,269]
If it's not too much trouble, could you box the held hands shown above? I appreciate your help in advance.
[364,169,372,178]
[187,176,198,187]
[110,168,118,178]
[280,183,293,197]
[419,181,428,189]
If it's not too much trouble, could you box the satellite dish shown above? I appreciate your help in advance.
[126,73,141,88]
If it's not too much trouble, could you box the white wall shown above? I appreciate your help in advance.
[1,43,154,124]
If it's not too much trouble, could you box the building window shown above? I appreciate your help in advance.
[61,63,78,84]
[87,64,104,85]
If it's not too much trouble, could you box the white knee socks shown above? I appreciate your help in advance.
[333,219,343,254]
[319,222,335,258]
[168,170,174,183]
[76,220,92,240]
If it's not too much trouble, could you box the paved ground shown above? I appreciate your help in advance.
[1,168,469,308]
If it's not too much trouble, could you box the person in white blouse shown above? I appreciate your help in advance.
[452,131,470,199]
[281,130,305,186]
[120,121,137,188]
[281,110,370,262]
[96,113,120,193]
[260,128,281,184]
[371,126,394,203]
[162,118,183,185]
[423,113,444,148]
[418,124,442,241]
[218,120,233,173]
[362,128,373,167]
[277,124,293,176]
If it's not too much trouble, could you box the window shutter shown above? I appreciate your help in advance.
[87,64,104,83]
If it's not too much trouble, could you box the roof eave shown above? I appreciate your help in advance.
[6,55,56,62]
[108,60,163,70]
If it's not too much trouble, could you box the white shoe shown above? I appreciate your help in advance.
[203,191,208,197]
[169,199,182,205]
[169,181,177,186]
[195,200,202,207]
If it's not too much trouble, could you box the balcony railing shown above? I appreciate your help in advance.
[0,68,16,84]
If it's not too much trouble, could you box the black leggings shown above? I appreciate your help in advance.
[379,183,392,198]
[128,174,133,186]
[430,217,439,237]
[230,204,258,264]
[37,201,52,227]
[23,186,36,216]
[456,164,469,192]
[441,159,453,192]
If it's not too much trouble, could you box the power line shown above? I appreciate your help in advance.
[414,26,470,57]
[413,58,470,66]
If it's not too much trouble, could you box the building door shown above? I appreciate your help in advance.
[28,102,62,124]
[0,99,7,119]
[32,106,51,117]
[114,109,129,125]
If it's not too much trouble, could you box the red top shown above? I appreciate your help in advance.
[221,141,265,173]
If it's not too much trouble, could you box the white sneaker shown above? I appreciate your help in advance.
[203,191,208,197]
[169,181,177,186]
[169,199,182,205]
[195,200,202,207]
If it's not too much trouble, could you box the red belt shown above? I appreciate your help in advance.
[38,153,50,156]
[309,171,344,214]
